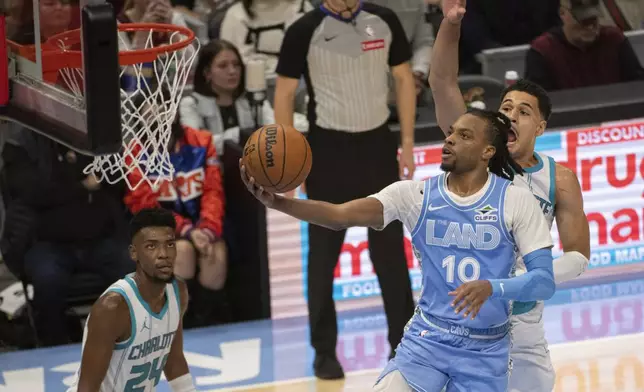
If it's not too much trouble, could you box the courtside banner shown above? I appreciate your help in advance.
[266,119,644,319]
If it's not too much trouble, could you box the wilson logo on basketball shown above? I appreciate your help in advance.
[264,126,278,168]
[362,39,384,51]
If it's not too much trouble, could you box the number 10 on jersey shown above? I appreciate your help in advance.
[442,255,481,283]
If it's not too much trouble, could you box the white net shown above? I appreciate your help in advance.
[54,26,199,190]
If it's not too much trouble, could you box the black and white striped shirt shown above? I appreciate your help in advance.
[276,3,412,132]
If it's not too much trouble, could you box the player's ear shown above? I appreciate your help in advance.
[482,145,495,161]
[536,120,546,137]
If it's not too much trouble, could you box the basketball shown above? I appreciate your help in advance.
[242,124,312,193]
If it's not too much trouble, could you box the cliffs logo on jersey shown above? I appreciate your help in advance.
[156,168,205,202]
[474,205,499,222]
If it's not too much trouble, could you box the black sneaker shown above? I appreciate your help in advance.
[313,353,345,380]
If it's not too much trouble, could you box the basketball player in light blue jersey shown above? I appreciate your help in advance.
[240,109,556,391]
[67,208,197,392]
[429,1,592,391]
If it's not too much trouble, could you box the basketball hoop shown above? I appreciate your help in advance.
[40,23,199,190]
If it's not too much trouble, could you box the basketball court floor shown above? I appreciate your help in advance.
[0,269,643,392]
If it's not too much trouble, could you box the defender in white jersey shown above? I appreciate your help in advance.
[67,208,196,392]
[429,1,592,390]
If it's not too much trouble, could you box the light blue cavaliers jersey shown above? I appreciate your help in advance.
[67,274,181,392]
[411,173,517,329]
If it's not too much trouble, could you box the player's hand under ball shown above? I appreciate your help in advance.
[449,280,493,319]
[240,160,276,207]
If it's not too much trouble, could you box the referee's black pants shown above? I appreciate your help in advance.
[304,123,415,357]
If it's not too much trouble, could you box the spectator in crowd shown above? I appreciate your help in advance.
[597,0,644,31]
[206,0,237,40]
[274,0,416,380]
[218,0,313,75]
[1,133,133,347]
[459,0,560,74]
[525,0,644,91]
[118,0,189,49]
[9,0,72,44]
[125,100,230,328]
[179,39,308,153]
[367,0,434,98]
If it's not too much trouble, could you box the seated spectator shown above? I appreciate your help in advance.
[597,0,644,31]
[206,0,237,40]
[2,132,133,347]
[459,0,560,74]
[179,39,308,153]
[124,105,230,328]
[9,0,72,44]
[525,0,644,91]
[218,0,312,75]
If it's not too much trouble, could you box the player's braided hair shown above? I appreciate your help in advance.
[467,109,525,181]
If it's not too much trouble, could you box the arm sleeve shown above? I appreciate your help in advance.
[488,248,555,301]
[275,13,319,79]
[367,180,424,232]
[196,135,225,239]
[554,251,589,284]
[488,185,555,301]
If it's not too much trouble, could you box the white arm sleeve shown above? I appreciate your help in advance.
[554,251,589,284]
[367,180,425,232]
[504,185,554,256]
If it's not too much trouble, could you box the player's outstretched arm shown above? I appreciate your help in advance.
[552,164,590,284]
[241,163,384,230]
[75,293,131,392]
[239,162,417,231]
[487,186,556,302]
[164,279,196,392]
[428,0,467,135]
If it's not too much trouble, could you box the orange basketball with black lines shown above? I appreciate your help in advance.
[242,124,312,193]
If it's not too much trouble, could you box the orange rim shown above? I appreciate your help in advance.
[7,22,195,73]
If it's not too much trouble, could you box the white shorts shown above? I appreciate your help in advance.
[508,302,555,392]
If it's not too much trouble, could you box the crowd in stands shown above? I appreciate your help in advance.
[0,0,643,349]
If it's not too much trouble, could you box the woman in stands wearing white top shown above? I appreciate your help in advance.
[179,40,308,153]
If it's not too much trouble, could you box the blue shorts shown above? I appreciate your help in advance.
[375,311,512,392]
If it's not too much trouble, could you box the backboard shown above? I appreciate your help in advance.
[0,0,122,155]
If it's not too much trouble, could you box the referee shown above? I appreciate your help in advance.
[274,0,417,380]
